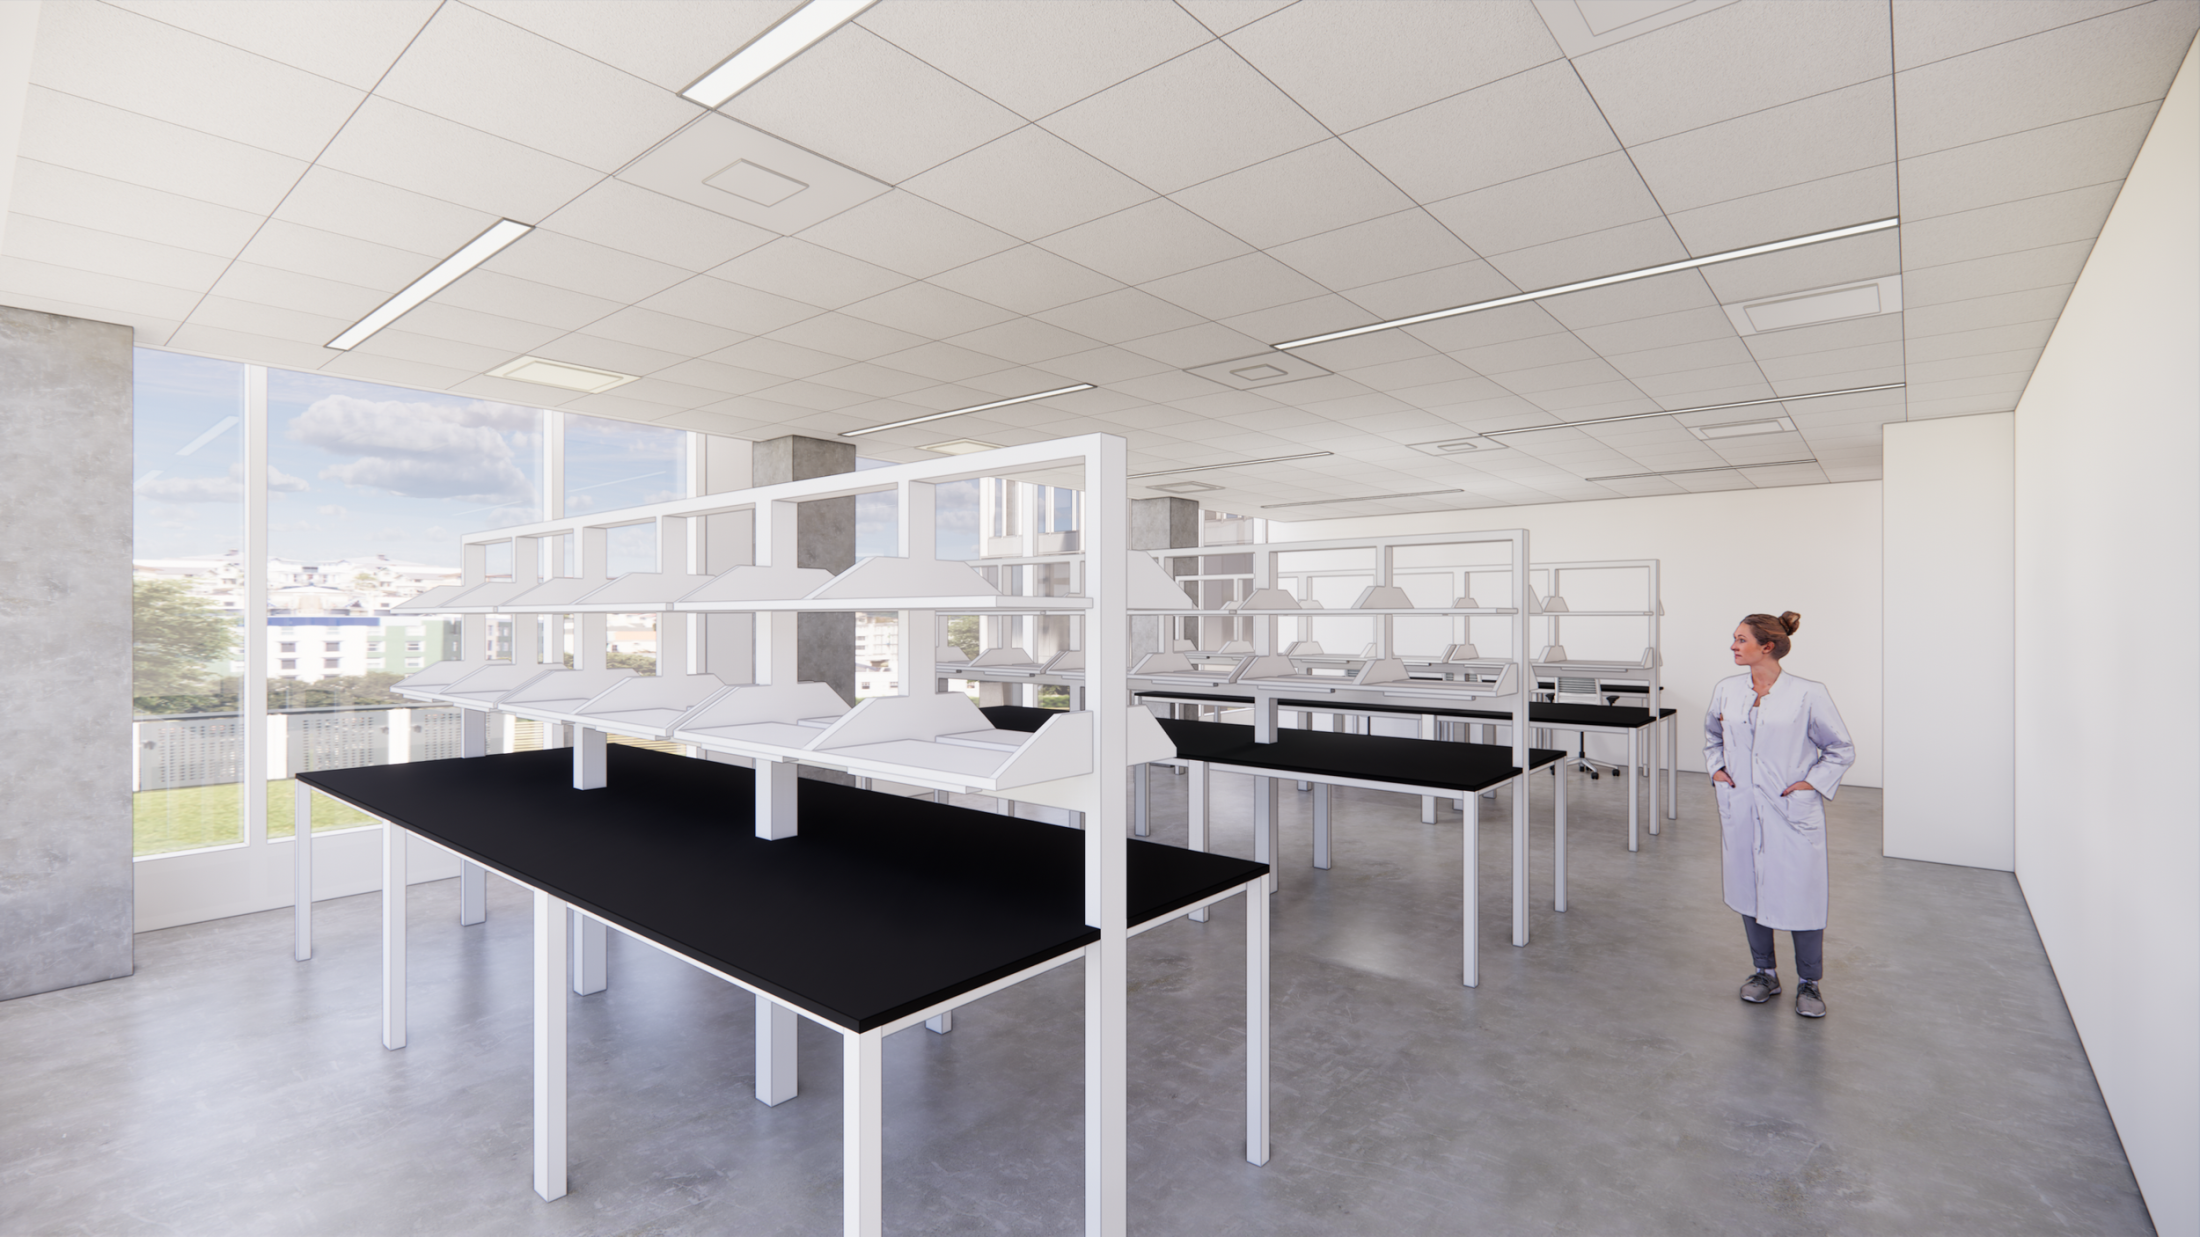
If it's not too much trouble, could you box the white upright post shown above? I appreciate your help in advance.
[1132,762,1149,836]
[1511,532,1531,950]
[1084,435,1130,1237]
[1253,777,1278,894]
[1555,759,1569,912]
[1419,712,1438,823]
[755,758,798,840]
[1245,881,1270,1167]
[572,725,607,790]
[571,909,606,997]
[382,821,407,1049]
[1463,791,1480,988]
[758,997,797,1105]
[459,706,489,926]
[292,780,312,960]
[844,1029,884,1237]
[1312,781,1332,870]
[754,499,801,840]
[534,890,568,1202]
[243,367,269,866]
[1628,728,1641,852]
[1188,761,1211,922]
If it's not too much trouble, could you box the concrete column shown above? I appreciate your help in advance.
[0,306,135,1000]
[1129,496,1200,658]
[752,435,857,705]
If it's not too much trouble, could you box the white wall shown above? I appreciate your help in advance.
[2013,40,2199,1237]
[1272,479,1884,787]
[1882,414,2013,869]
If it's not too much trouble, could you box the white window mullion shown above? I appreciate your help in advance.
[243,365,269,847]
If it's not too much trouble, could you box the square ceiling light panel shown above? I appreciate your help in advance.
[488,355,638,394]
[1408,435,1508,458]
[1149,480,1221,494]
[1688,416,1797,440]
[1723,275,1901,336]
[924,438,999,455]
[621,114,889,234]
[1183,350,1335,390]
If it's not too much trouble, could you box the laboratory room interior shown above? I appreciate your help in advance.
[1,2,2195,1234]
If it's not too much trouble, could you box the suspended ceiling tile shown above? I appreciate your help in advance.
[858,0,1211,121]
[18,88,307,214]
[1328,352,1471,393]
[163,320,337,371]
[1223,0,1559,133]
[203,262,385,322]
[769,310,930,361]
[315,97,602,223]
[752,378,871,413]
[4,214,230,292]
[1037,344,1177,385]
[372,2,696,173]
[797,190,1021,280]
[109,0,440,91]
[1112,320,1269,369]
[1895,103,2157,221]
[1573,304,1738,356]
[636,275,823,337]
[1537,269,1719,329]
[1570,0,1891,145]
[1033,197,1252,286]
[1630,79,1893,217]
[645,357,783,397]
[1665,164,1897,254]
[709,336,858,381]
[1267,209,1479,294]
[1040,42,1328,196]
[272,166,502,268]
[582,306,749,358]
[539,180,776,273]
[1753,342,1906,383]
[317,348,475,391]
[8,160,262,258]
[723,24,1024,184]
[946,317,1104,365]
[1482,217,1690,291]
[841,281,1016,338]
[1904,391,2024,419]
[612,376,728,411]
[348,325,511,373]
[386,303,563,355]
[1141,252,1329,320]
[1423,152,1657,258]
[1739,312,1903,359]
[1697,229,1901,303]
[1631,365,1778,400]
[1220,293,1382,346]
[1491,357,1630,396]
[32,1,365,161]
[651,407,780,436]
[1343,259,1519,321]
[1171,139,1416,250]
[1901,240,2095,308]
[1387,375,1519,411]
[1345,61,1621,204]
[1902,284,2072,340]
[470,0,798,92]
[1896,181,2121,270]
[1034,288,1205,345]
[444,373,585,407]
[564,389,694,421]
[1399,303,1565,355]
[479,229,695,305]
[1603,335,1758,379]
[708,238,910,310]
[1451,330,1597,376]
[229,218,428,295]
[1903,348,2046,385]
[435,269,625,332]
[1890,0,2144,72]
[903,125,1154,242]
[1900,319,2055,364]
[1892,1,2198,157]
[186,296,346,345]
[529,332,687,378]
[804,361,937,400]
[928,244,1124,315]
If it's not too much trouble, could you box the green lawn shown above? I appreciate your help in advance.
[133,779,378,857]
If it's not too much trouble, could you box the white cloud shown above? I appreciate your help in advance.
[137,461,308,503]
[317,505,352,518]
[289,394,538,504]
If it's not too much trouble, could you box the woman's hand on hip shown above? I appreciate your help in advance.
[1780,781,1814,797]
[1712,769,1734,787]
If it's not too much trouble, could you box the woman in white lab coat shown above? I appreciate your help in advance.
[1705,612,1854,1018]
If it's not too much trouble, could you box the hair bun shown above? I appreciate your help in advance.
[1779,611,1801,635]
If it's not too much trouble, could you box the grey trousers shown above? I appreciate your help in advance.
[1743,914,1823,982]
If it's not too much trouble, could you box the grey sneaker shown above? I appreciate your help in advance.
[1740,972,1780,1003]
[1795,981,1826,1018]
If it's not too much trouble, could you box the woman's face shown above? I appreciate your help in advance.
[1731,624,1774,668]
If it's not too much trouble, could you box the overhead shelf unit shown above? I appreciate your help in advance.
[361,433,1207,1234]
[1524,558,1674,823]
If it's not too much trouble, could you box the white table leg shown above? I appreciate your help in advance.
[925,1010,953,1034]
[459,861,487,926]
[1312,782,1331,870]
[382,821,407,1050]
[1463,792,1479,988]
[572,726,606,790]
[1133,762,1150,837]
[1419,713,1438,823]
[571,911,606,996]
[534,889,567,1201]
[1667,713,1678,821]
[1628,728,1640,853]
[758,996,798,1106]
[757,757,798,839]
[1512,772,1529,948]
[1245,881,1270,1167]
[1555,757,1568,913]
[845,1029,884,1237]
[1253,776,1278,894]
[293,781,312,962]
[1647,718,1660,836]
[1189,762,1211,922]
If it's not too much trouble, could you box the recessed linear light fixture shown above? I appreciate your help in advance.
[1691,416,1795,440]
[1262,488,1466,510]
[1482,382,1904,439]
[487,356,639,394]
[840,384,1095,437]
[681,0,878,108]
[1128,451,1334,479]
[327,220,533,351]
[1270,218,1899,351]
[1588,459,1818,482]
[923,438,999,455]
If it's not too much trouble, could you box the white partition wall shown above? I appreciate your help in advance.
[1882,414,2013,870]
[2014,41,2199,1237]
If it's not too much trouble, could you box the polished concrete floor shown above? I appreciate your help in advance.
[1,767,2153,1235]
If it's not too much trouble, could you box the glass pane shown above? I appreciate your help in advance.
[132,349,248,856]
[565,412,684,514]
[264,371,544,836]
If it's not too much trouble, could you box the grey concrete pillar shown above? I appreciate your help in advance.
[752,435,857,706]
[0,306,135,1000]
[1130,496,1201,659]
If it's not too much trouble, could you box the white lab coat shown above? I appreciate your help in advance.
[1704,672,1855,931]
